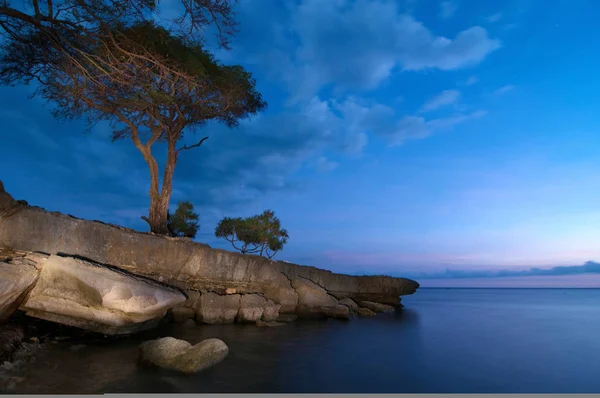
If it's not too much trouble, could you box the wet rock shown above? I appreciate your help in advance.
[358,301,395,313]
[139,337,228,374]
[339,298,359,312]
[236,294,266,323]
[261,299,281,322]
[256,320,285,327]
[276,314,298,323]
[0,324,24,362]
[357,307,376,317]
[182,319,196,328]
[170,307,195,323]
[196,292,240,324]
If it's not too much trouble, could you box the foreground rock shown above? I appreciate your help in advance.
[0,324,24,362]
[19,255,186,334]
[0,181,419,329]
[357,307,377,317]
[0,251,44,321]
[139,337,228,374]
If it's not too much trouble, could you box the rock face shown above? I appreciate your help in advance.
[0,251,44,321]
[338,298,359,312]
[19,255,186,334]
[139,337,228,374]
[0,182,419,329]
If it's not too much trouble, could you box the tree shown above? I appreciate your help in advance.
[167,201,199,238]
[0,20,266,235]
[215,210,289,259]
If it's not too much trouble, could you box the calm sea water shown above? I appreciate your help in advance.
[12,288,600,393]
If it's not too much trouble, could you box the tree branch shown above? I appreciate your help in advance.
[177,136,208,154]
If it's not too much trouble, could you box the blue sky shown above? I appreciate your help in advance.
[2,0,600,286]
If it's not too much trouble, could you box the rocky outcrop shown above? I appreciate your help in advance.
[17,254,185,334]
[0,251,44,321]
[338,298,359,313]
[0,182,419,330]
[139,337,228,374]
[357,307,376,317]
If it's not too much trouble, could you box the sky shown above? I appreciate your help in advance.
[2,0,600,286]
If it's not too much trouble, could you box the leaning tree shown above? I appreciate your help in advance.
[0,1,267,235]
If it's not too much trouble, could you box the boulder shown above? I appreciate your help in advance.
[0,251,44,321]
[0,324,24,362]
[139,337,228,374]
[195,292,240,324]
[182,318,197,328]
[236,294,266,323]
[170,307,195,323]
[338,297,359,312]
[19,255,186,335]
[357,307,376,317]
[261,299,281,322]
[358,301,395,313]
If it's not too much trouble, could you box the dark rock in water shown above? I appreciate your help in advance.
[276,314,298,323]
[139,337,228,374]
[357,307,377,317]
[0,324,24,362]
[256,320,285,327]
[358,301,395,313]
[170,307,195,323]
[182,318,196,328]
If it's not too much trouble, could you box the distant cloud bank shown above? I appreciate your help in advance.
[404,261,600,280]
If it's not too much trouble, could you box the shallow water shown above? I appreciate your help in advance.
[12,288,600,393]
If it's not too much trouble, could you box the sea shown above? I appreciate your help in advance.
[10,288,600,394]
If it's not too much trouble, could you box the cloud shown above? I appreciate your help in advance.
[439,1,457,19]
[487,13,502,23]
[493,84,516,95]
[420,89,461,112]
[465,76,479,85]
[313,156,340,173]
[380,110,486,146]
[232,0,501,100]
[407,261,600,280]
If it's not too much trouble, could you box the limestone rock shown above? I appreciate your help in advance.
[170,307,195,323]
[338,297,359,312]
[196,292,240,324]
[357,307,376,317]
[139,337,228,374]
[19,255,186,335]
[292,277,349,319]
[0,252,44,321]
[236,294,266,323]
[358,301,395,313]
[261,299,281,322]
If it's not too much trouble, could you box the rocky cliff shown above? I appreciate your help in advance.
[0,181,419,334]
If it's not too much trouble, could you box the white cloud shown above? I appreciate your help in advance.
[439,1,457,19]
[487,13,503,23]
[235,0,501,101]
[420,89,461,112]
[465,76,479,85]
[381,110,487,146]
[494,84,516,95]
[314,156,340,172]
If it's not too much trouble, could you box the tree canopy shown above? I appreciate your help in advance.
[215,210,289,259]
[167,201,199,238]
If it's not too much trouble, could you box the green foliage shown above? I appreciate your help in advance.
[215,210,289,259]
[167,201,199,238]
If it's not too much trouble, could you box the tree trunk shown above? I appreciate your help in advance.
[138,134,179,235]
